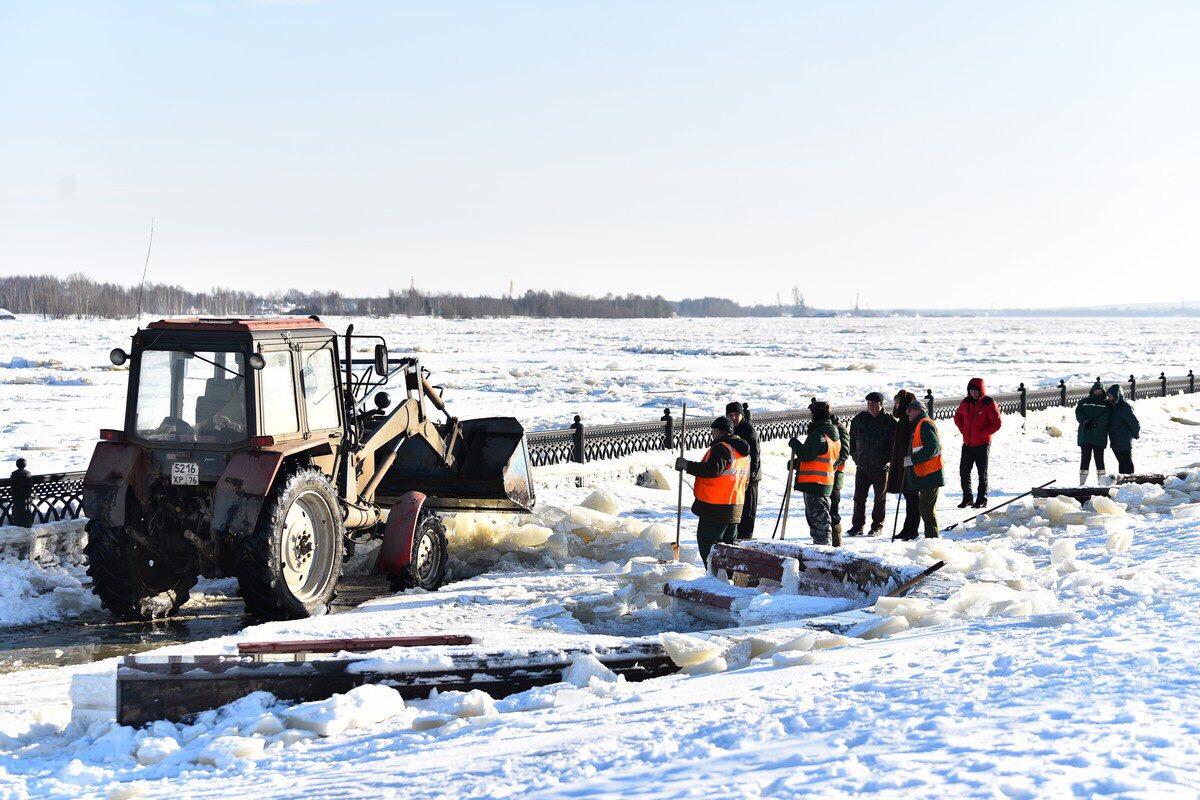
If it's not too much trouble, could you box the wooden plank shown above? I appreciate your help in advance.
[662,584,737,609]
[237,635,474,655]
[1032,487,1114,500]
[117,644,675,727]
[1114,472,1188,486]
[710,543,789,582]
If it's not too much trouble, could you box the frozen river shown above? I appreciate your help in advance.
[3,314,1200,473]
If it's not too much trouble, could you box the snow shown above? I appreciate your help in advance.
[2,317,1200,797]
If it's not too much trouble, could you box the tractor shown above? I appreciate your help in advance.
[82,317,535,621]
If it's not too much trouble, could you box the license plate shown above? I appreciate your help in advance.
[171,462,200,485]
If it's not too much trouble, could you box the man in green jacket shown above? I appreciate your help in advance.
[788,401,840,546]
[1106,384,1141,475]
[828,414,851,547]
[899,400,945,540]
[1076,380,1111,485]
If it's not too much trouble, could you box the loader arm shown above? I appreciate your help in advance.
[353,397,460,504]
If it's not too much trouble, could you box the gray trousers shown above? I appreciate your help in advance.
[803,493,832,545]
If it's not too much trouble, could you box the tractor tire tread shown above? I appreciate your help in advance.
[84,520,197,621]
[233,468,345,620]
[391,511,449,593]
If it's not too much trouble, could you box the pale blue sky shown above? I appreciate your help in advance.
[2,1,1197,308]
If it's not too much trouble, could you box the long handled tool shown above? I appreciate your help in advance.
[942,479,1056,532]
[779,473,793,539]
[884,560,946,598]
[673,403,687,562]
[889,462,908,542]
[771,460,795,539]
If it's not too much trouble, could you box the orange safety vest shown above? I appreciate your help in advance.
[910,418,944,477]
[694,441,751,506]
[796,435,841,487]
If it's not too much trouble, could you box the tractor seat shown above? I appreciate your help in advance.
[196,377,245,432]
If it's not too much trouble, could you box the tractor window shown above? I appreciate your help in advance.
[301,346,340,431]
[259,350,299,436]
[135,349,247,444]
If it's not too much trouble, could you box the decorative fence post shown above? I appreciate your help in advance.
[1160,372,1168,397]
[11,458,33,528]
[1129,374,1137,401]
[1018,383,1027,417]
[571,415,586,464]
[661,408,674,451]
[924,389,934,417]
[1059,380,1067,407]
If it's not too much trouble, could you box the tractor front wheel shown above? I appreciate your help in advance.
[84,521,198,620]
[234,469,345,620]
[389,511,449,593]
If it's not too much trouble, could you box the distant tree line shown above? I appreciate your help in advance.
[0,274,841,319]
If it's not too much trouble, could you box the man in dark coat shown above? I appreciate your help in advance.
[1076,381,1111,485]
[726,402,761,539]
[847,391,895,536]
[675,417,753,564]
[1106,384,1140,475]
[952,377,1002,509]
[888,389,920,538]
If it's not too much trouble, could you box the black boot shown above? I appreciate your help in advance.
[972,496,988,509]
[957,494,974,509]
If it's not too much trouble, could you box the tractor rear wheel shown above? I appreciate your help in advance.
[84,520,198,620]
[234,469,345,620]
[389,511,448,593]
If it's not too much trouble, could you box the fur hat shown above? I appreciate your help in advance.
[711,416,734,434]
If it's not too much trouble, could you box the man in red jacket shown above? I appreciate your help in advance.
[952,378,1002,509]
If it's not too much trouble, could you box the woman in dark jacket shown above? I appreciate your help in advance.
[1106,384,1140,475]
[887,389,919,536]
[1075,381,1110,485]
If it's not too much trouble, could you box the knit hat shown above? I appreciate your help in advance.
[725,401,743,414]
[810,401,831,420]
[865,391,884,403]
[711,416,734,434]
[907,400,926,415]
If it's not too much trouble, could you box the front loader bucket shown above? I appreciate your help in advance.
[374,417,536,513]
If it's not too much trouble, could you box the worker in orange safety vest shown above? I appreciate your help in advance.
[787,401,842,546]
[675,417,753,564]
[896,400,946,540]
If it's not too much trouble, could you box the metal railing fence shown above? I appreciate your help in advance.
[3,370,1194,527]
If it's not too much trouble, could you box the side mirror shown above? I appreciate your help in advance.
[108,348,128,366]
[374,344,388,376]
[248,354,266,371]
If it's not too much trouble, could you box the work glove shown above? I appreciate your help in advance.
[1084,419,1096,430]
[674,456,689,471]
[786,458,797,471]
[788,437,801,451]
[903,456,913,467]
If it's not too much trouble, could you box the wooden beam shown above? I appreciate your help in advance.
[237,635,474,655]
[117,642,675,727]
